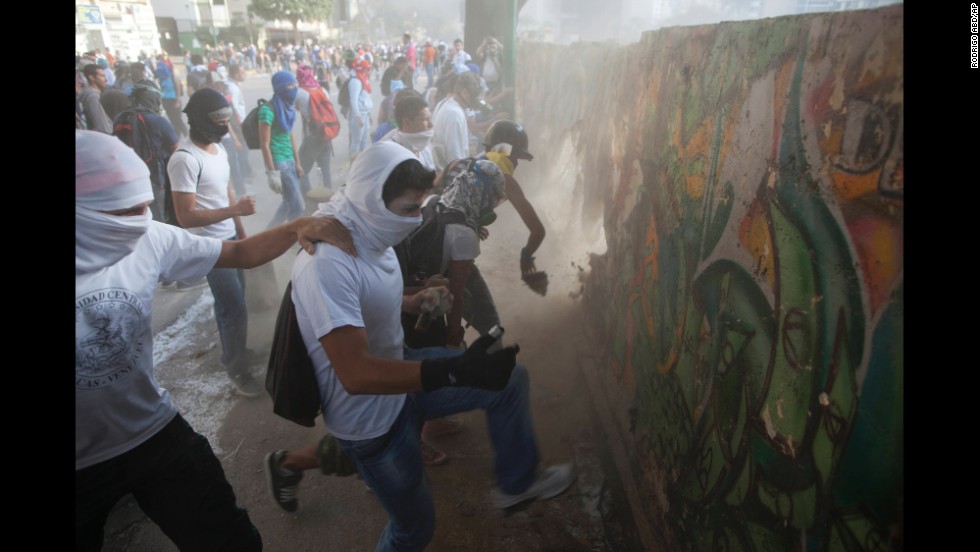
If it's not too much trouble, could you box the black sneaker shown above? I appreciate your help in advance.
[230,372,263,398]
[265,450,304,512]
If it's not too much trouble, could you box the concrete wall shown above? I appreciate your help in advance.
[516,5,902,550]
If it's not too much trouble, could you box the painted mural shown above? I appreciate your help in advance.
[518,5,902,551]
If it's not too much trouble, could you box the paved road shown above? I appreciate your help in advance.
[99,68,642,551]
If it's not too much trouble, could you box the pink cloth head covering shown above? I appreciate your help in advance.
[75,130,153,211]
[296,63,319,89]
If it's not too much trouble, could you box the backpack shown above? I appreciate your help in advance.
[394,201,467,348]
[113,108,166,188]
[265,281,322,427]
[395,200,468,288]
[337,77,353,117]
[241,98,269,150]
[307,87,340,141]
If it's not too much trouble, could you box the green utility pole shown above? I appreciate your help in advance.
[463,0,524,117]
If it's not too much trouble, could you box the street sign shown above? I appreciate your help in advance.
[77,5,103,26]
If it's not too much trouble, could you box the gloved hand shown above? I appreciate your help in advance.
[267,170,282,194]
[420,333,519,392]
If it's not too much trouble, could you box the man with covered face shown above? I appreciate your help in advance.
[167,87,262,396]
[75,130,353,552]
[380,90,436,170]
[275,141,575,549]
[111,80,179,224]
[260,70,306,227]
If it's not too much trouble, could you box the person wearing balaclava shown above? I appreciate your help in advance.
[343,54,374,158]
[260,70,306,227]
[110,79,180,223]
[294,63,335,191]
[168,87,263,395]
[435,156,507,348]
[262,141,573,545]
[75,130,354,552]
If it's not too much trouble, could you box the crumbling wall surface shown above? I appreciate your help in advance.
[518,5,903,550]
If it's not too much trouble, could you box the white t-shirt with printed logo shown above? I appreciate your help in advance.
[76,222,222,470]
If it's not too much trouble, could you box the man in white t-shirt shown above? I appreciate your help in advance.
[168,87,261,396]
[431,71,483,172]
[264,141,575,549]
[75,129,354,552]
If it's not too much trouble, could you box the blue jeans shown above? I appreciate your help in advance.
[205,250,249,379]
[267,159,304,228]
[348,111,371,155]
[425,62,434,88]
[299,133,333,191]
[334,346,539,552]
[75,414,262,552]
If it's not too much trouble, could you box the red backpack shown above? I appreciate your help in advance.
[307,86,340,141]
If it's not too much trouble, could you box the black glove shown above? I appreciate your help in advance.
[420,333,520,392]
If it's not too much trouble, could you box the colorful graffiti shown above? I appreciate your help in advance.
[518,5,902,551]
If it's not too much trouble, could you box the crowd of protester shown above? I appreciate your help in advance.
[76,30,563,552]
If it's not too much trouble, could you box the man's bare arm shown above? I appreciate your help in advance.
[321,325,423,395]
[214,216,356,269]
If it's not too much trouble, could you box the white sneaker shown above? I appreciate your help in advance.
[492,463,576,509]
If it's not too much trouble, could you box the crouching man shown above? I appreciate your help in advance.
[284,141,574,550]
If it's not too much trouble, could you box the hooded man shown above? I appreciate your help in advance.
[168,87,262,395]
[260,70,306,227]
[112,80,180,223]
[75,130,353,552]
[294,63,335,191]
[263,141,574,547]
[433,157,508,347]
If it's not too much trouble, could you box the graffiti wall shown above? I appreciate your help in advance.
[517,5,902,550]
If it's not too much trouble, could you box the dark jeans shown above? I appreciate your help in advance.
[463,264,501,336]
[299,133,334,191]
[149,184,166,223]
[75,414,262,552]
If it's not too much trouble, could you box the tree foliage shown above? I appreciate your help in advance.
[248,0,333,27]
